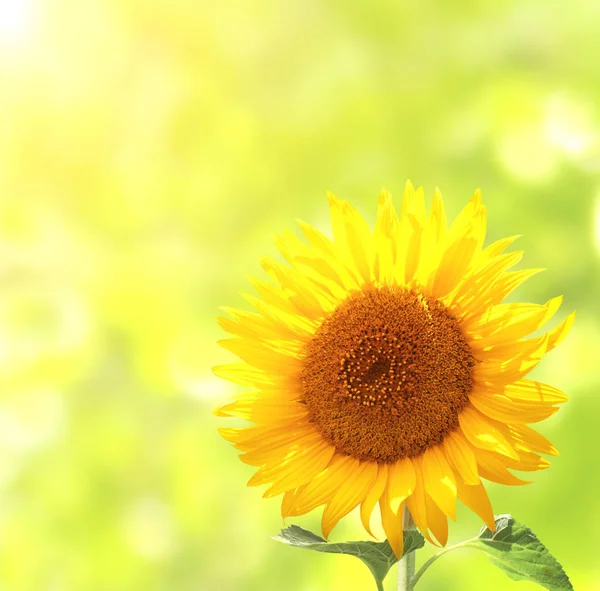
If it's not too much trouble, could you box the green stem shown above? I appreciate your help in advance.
[398,506,416,591]
[410,539,479,588]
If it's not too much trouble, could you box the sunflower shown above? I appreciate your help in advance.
[213,183,574,557]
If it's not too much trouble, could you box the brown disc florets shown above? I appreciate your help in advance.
[300,286,476,463]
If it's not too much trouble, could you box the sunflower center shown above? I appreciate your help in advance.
[300,286,476,463]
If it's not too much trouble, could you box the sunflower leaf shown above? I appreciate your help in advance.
[273,525,425,591]
[469,514,573,590]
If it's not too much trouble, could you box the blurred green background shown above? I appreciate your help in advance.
[0,1,597,590]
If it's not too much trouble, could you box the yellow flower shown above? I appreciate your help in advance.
[213,183,574,557]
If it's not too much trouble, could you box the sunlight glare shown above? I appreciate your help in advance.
[0,0,33,45]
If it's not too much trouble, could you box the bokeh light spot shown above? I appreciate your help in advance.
[546,94,596,156]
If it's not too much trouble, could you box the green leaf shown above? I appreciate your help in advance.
[274,525,425,591]
[470,514,573,591]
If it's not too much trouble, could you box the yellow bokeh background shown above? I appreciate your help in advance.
[0,1,598,589]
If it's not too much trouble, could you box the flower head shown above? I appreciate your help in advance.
[214,183,574,557]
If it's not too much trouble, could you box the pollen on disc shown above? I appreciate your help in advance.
[300,286,477,463]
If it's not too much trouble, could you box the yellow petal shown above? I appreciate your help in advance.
[475,334,549,387]
[456,479,495,531]
[375,189,399,241]
[217,338,303,374]
[395,213,423,285]
[395,181,426,285]
[429,194,486,298]
[242,291,318,338]
[503,380,568,404]
[374,189,400,284]
[415,188,448,284]
[328,192,375,283]
[402,181,427,224]
[458,268,545,326]
[472,447,532,486]
[297,219,337,258]
[475,309,573,365]
[443,430,480,485]
[213,391,306,423]
[212,362,281,389]
[217,307,299,341]
[387,458,416,514]
[379,497,404,557]
[424,492,448,546]
[284,455,356,516]
[479,235,521,261]
[239,431,324,466]
[472,330,546,360]
[458,406,518,459]
[469,390,559,425]
[251,440,334,496]
[281,488,298,518]
[257,257,331,319]
[274,228,353,298]
[360,464,388,538]
[487,267,545,304]
[546,310,576,352]
[502,450,550,472]
[297,219,361,290]
[218,422,313,452]
[497,423,559,456]
[246,273,301,314]
[405,457,434,544]
[470,296,562,346]
[322,461,377,538]
[429,188,447,245]
[422,446,457,520]
[450,250,524,319]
